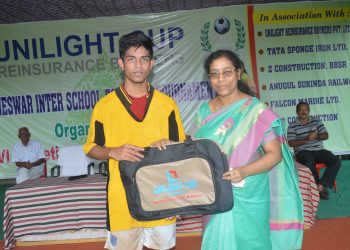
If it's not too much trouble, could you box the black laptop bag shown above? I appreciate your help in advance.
[119,138,233,221]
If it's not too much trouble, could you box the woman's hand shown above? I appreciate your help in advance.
[223,168,247,183]
[223,138,282,183]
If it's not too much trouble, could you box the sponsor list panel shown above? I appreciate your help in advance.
[252,2,350,153]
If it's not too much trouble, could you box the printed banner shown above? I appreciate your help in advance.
[252,1,350,154]
[1,0,349,178]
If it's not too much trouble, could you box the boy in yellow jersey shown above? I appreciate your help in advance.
[83,31,185,250]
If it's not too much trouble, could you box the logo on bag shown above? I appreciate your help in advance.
[153,169,197,196]
[166,169,178,182]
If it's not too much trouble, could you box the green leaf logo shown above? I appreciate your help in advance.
[200,21,212,52]
[234,19,246,50]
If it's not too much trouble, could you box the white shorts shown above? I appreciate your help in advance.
[104,224,176,250]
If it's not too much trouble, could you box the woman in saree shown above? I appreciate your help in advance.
[194,50,303,249]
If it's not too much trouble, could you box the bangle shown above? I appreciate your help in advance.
[238,168,248,179]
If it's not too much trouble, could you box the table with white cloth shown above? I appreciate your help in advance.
[3,175,107,249]
[3,166,319,249]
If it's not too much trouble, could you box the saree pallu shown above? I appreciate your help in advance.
[194,97,303,250]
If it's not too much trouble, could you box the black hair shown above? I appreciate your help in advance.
[19,127,29,133]
[296,101,309,112]
[204,49,255,97]
[237,79,255,97]
[204,49,242,74]
[119,31,154,60]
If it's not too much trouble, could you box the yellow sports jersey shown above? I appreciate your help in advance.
[83,85,186,231]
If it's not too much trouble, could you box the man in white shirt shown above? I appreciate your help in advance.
[12,127,46,183]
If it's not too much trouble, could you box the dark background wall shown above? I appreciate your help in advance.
[0,0,325,24]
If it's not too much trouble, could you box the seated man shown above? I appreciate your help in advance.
[287,102,340,200]
[12,127,46,183]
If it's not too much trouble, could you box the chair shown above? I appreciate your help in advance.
[293,147,337,192]
[39,160,48,178]
[316,163,337,192]
[98,161,108,176]
[51,145,95,177]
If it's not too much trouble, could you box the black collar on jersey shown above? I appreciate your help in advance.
[114,83,154,122]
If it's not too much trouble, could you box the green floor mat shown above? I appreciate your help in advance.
[316,160,350,219]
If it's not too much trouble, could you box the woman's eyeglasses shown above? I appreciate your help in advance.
[209,68,237,80]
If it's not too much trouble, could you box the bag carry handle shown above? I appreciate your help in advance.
[183,139,197,155]
[141,138,199,159]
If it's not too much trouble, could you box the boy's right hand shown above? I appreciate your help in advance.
[108,144,144,162]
